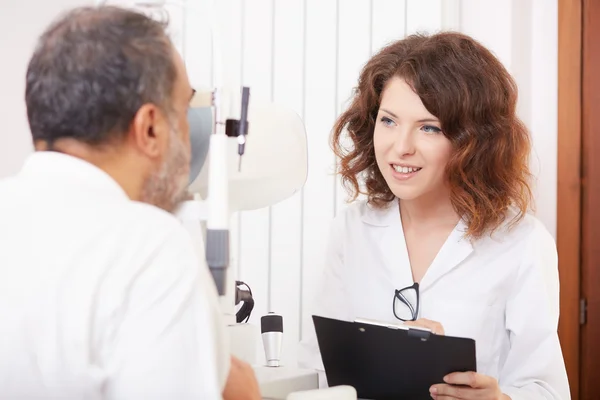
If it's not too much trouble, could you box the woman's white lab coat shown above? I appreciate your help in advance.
[298,200,571,400]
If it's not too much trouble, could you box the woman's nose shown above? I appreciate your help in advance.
[392,130,416,156]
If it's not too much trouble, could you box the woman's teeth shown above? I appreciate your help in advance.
[393,165,422,173]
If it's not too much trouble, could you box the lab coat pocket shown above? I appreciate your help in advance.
[428,299,503,376]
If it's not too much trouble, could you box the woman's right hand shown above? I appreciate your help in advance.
[222,356,261,400]
[404,318,445,335]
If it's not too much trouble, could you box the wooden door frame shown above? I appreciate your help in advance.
[579,0,600,398]
[557,0,582,398]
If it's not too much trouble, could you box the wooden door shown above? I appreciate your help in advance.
[580,0,600,398]
[558,0,600,398]
[557,0,582,398]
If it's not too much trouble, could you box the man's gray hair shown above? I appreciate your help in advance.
[25,6,177,146]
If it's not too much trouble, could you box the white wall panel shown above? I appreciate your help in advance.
[371,0,407,54]
[237,0,274,351]
[0,0,94,179]
[334,1,371,216]
[460,0,513,69]
[405,0,443,35]
[441,0,461,31]
[180,0,214,89]
[269,0,305,366]
[528,0,558,237]
[301,0,338,342]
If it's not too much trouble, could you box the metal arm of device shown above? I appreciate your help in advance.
[205,87,250,295]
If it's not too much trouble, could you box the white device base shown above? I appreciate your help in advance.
[267,360,280,367]
[254,366,319,400]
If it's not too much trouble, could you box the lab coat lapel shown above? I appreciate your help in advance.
[382,216,414,288]
[362,203,413,288]
[420,219,474,291]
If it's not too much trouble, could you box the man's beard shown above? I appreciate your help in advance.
[141,126,191,213]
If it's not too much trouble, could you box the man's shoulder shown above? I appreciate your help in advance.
[0,175,20,192]
[0,173,194,254]
[99,203,203,293]
[125,201,182,229]
[118,202,194,248]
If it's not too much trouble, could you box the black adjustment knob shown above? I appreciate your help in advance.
[261,313,283,334]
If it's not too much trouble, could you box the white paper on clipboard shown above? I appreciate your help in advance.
[353,317,433,333]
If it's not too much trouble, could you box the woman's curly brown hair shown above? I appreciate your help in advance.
[331,32,533,239]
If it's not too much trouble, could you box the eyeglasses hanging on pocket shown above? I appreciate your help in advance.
[393,281,420,321]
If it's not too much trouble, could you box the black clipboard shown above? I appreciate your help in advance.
[312,315,477,400]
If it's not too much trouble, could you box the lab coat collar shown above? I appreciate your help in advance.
[361,200,474,292]
[420,219,473,291]
[360,201,399,227]
[19,151,129,201]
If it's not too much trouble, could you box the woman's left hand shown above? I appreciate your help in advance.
[429,371,511,400]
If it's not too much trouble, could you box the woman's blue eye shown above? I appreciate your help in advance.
[422,125,442,134]
[380,116,395,126]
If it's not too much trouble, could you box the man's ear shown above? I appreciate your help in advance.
[130,104,169,158]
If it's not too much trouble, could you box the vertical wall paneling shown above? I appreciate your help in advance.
[238,0,274,361]
[181,0,213,89]
[459,0,513,69]
[511,0,534,136]
[441,0,461,31]
[269,0,305,367]
[529,0,558,238]
[405,0,443,36]
[371,0,407,55]
[301,0,338,342]
[214,0,243,91]
[334,1,372,217]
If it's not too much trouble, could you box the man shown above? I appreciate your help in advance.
[0,6,259,400]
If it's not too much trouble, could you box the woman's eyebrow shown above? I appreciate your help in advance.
[379,108,398,118]
[380,108,439,124]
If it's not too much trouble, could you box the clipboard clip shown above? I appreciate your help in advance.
[407,327,431,341]
[354,318,433,341]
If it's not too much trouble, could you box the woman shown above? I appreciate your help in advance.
[299,32,570,400]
